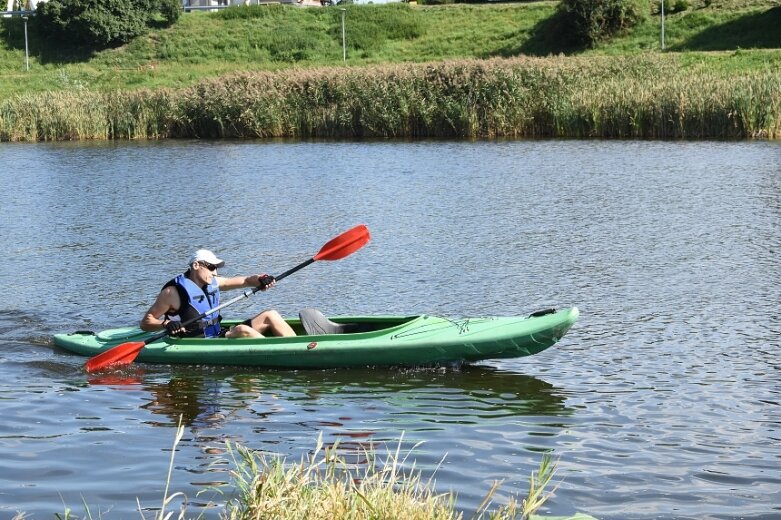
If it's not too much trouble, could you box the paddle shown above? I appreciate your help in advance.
[84,224,371,373]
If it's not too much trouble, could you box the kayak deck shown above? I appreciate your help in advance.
[53,308,579,369]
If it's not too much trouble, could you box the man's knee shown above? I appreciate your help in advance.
[226,324,261,338]
[262,309,282,320]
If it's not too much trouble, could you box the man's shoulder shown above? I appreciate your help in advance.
[162,274,182,289]
[159,284,183,304]
[160,284,178,294]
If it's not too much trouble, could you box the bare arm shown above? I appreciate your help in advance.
[217,274,273,292]
[140,286,182,332]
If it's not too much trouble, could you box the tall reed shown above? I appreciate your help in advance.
[2,55,779,141]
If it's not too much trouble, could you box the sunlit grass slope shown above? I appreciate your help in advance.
[0,0,779,99]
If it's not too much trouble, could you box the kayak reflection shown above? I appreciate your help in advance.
[138,365,573,432]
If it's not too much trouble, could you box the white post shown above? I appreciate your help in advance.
[660,0,665,50]
[340,8,346,62]
[22,15,29,71]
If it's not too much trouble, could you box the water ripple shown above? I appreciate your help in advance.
[2,140,781,519]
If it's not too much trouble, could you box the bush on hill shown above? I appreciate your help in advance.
[557,0,649,48]
[36,0,181,49]
[655,0,690,14]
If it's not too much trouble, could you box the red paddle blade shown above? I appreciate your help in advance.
[314,224,371,261]
[84,341,146,373]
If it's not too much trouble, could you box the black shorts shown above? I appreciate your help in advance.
[217,318,253,337]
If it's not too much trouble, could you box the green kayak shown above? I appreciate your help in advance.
[53,307,579,369]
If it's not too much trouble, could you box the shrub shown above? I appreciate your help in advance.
[157,0,182,26]
[36,0,179,49]
[656,0,689,13]
[557,0,649,47]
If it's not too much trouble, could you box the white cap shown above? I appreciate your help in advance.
[189,249,225,268]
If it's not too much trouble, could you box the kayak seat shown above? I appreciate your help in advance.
[529,308,556,318]
[299,308,374,336]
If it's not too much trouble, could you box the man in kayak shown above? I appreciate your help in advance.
[140,249,296,338]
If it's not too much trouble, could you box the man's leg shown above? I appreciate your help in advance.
[225,309,295,338]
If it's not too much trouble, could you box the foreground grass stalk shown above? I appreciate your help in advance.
[1,55,779,141]
[522,454,558,519]
[156,418,187,520]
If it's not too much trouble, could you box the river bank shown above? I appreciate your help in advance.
[2,53,779,141]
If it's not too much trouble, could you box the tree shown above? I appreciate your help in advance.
[557,0,648,48]
[37,0,181,49]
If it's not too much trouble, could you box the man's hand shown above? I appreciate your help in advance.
[165,320,186,337]
[257,274,276,291]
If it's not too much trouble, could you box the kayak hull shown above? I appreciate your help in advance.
[53,308,579,369]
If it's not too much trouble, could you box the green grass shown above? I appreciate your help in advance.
[1,0,777,100]
[31,424,577,520]
[222,435,563,519]
[586,1,781,55]
[0,0,780,140]
[3,55,778,141]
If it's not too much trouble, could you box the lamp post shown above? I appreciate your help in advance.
[340,8,346,62]
[22,15,29,71]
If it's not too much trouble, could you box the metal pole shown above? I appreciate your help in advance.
[340,8,346,62]
[22,15,29,71]
[660,0,665,50]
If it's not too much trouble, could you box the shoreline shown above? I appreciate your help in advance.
[2,54,779,141]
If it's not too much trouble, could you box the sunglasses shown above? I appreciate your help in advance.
[200,262,218,271]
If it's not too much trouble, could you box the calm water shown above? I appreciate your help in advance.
[1,140,780,519]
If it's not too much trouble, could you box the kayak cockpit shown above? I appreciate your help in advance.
[294,310,419,336]
[216,312,421,338]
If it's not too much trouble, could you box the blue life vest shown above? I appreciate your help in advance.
[164,273,222,338]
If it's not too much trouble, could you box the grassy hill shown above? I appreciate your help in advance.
[0,0,779,100]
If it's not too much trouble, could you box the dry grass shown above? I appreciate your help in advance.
[3,54,777,141]
[19,425,562,520]
[221,433,559,520]
[222,434,455,520]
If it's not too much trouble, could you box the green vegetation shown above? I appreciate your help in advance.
[555,0,649,48]
[1,1,777,96]
[223,435,562,519]
[2,55,778,140]
[223,436,457,519]
[0,0,779,140]
[36,0,180,48]
[32,424,580,520]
